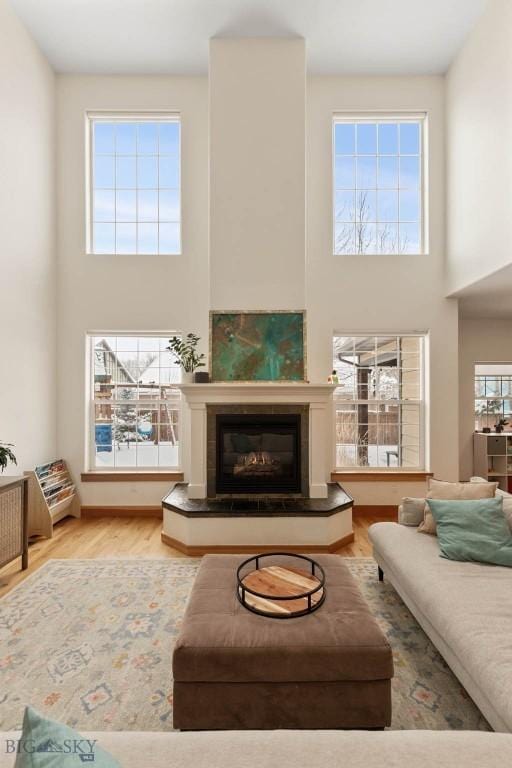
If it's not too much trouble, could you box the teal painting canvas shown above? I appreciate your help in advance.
[210,311,306,382]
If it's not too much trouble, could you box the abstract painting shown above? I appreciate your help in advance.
[210,311,306,382]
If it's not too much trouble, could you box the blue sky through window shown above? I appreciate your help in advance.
[334,119,422,255]
[91,119,180,255]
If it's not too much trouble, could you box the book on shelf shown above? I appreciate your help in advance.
[36,460,66,480]
[45,482,73,502]
[49,485,75,507]
[41,477,73,496]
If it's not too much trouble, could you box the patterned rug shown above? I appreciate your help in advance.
[0,558,490,731]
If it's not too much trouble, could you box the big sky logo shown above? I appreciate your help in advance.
[5,738,98,762]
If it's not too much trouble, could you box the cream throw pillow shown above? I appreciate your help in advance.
[399,497,426,526]
[418,478,498,535]
[503,497,512,532]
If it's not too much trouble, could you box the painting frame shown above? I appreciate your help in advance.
[209,310,307,383]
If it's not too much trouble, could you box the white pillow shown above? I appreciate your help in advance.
[499,495,512,532]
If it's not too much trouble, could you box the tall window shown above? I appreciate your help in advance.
[87,114,180,255]
[89,334,181,471]
[475,364,512,432]
[333,334,425,469]
[333,115,425,255]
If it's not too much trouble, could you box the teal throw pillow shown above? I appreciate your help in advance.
[427,496,512,566]
[13,706,120,768]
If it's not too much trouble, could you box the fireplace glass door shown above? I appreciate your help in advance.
[216,414,301,494]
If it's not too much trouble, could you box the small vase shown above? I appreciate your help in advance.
[181,370,194,384]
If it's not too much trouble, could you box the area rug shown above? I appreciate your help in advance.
[0,558,490,731]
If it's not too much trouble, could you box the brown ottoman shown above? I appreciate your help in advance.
[173,554,393,730]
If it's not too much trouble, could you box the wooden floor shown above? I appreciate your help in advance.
[0,512,394,598]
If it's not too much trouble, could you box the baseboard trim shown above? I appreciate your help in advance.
[81,506,163,519]
[353,505,398,518]
[160,531,355,556]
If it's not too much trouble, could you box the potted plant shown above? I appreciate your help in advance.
[0,441,17,473]
[167,333,206,383]
[495,418,509,434]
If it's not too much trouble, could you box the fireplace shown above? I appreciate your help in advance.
[216,413,301,494]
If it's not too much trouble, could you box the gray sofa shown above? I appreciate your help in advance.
[1,730,512,767]
[369,485,512,733]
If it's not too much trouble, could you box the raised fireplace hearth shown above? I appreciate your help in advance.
[216,413,301,495]
[161,383,354,551]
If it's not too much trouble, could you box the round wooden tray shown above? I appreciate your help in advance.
[236,553,326,618]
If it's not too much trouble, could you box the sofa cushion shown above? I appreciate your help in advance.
[399,497,425,526]
[400,479,512,533]
[369,521,512,731]
[428,497,512,567]
[2,730,512,768]
[418,478,498,535]
[472,478,512,532]
[503,497,512,531]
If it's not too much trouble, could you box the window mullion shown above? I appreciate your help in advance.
[88,114,181,256]
[334,115,424,255]
[333,333,425,470]
[89,333,181,472]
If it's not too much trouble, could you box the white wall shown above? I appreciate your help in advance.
[56,75,208,505]
[209,38,306,310]
[307,76,460,498]
[459,315,512,480]
[446,0,512,294]
[3,6,503,511]
[55,67,460,507]
[0,0,56,475]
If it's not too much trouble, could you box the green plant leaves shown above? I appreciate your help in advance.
[167,335,205,373]
[0,442,17,473]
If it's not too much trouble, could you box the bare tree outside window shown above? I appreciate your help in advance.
[335,192,408,255]
[333,119,423,255]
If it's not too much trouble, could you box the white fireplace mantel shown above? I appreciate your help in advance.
[178,382,337,499]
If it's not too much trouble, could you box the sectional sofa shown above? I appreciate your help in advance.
[369,483,512,733]
[1,729,512,767]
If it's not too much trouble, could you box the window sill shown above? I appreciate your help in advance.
[86,252,182,257]
[332,252,428,258]
[332,471,432,482]
[81,471,184,483]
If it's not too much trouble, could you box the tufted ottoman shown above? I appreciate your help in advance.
[172,554,393,730]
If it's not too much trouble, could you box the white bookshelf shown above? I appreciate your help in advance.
[473,432,512,493]
[25,459,80,538]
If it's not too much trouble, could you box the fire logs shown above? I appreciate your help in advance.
[233,451,280,477]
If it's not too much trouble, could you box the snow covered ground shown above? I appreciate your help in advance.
[336,444,399,468]
[94,442,180,469]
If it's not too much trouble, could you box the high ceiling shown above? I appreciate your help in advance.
[9,0,488,75]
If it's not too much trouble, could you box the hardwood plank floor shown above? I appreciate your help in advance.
[0,512,395,598]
